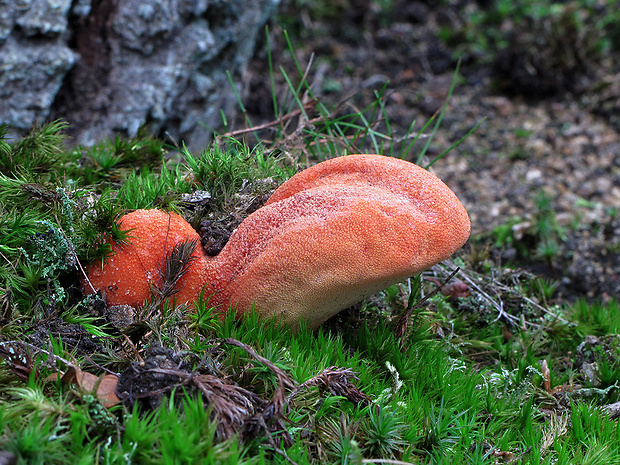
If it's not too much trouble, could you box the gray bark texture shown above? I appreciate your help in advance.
[0,0,280,150]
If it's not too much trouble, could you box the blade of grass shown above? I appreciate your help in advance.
[226,70,261,145]
[265,26,280,122]
[426,117,486,169]
[374,89,394,157]
[396,118,420,160]
[284,30,315,99]
[279,67,311,121]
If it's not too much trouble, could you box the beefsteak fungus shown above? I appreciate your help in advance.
[83,154,470,329]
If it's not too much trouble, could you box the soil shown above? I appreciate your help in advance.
[239,0,620,305]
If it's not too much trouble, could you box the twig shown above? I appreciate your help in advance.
[441,259,570,327]
[604,401,620,419]
[220,102,318,138]
[362,460,417,465]
[439,260,538,328]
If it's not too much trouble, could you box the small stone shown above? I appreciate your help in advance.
[104,305,136,330]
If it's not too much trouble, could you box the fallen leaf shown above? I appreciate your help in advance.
[61,366,121,408]
[491,449,518,463]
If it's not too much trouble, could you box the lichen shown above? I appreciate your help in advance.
[23,220,76,279]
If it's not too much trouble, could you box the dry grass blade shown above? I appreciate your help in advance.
[218,338,295,438]
[219,337,296,393]
[136,238,198,324]
[113,344,268,440]
[541,359,552,393]
[214,339,304,462]
[114,340,299,443]
[117,363,268,440]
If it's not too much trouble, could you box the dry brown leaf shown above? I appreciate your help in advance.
[491,449,518,463]
[61,366,121,408]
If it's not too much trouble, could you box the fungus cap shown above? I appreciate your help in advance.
[82,209,208,308]
[209,154,471,329]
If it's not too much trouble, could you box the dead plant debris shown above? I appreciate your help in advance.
[0,336,373,445]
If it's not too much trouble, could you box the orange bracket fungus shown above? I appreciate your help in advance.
[82,154,471,330]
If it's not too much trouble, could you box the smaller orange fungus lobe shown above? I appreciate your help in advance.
[82,209,208,308]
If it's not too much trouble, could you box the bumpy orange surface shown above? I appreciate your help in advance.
[207,155,471,328]
[82,155,471,330]
[82,209,208,308]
